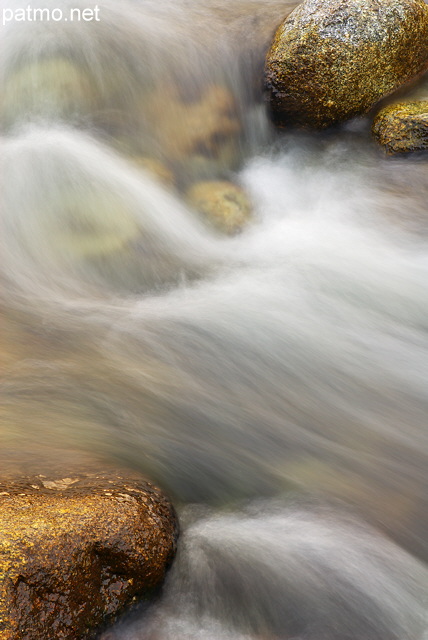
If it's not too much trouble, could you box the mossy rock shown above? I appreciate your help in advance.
[1,58,99,127]
[264,0,428,129]
[0,469,178,640]
[186,180,252,234]
[372,100,428,154]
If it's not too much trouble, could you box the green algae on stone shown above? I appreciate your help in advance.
[264,0,428,129]
[0,469,178,640]
[372,101,428,154]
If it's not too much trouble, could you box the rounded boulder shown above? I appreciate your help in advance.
[0,469,178,640]
[372,100,428,154]
[264,0,428,129]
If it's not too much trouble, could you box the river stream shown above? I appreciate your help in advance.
[1,1,428,638]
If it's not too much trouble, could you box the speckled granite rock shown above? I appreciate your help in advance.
[372,101,428,154]
[0,468,178,640]
[186,180,252,234]
[264,0,428,129]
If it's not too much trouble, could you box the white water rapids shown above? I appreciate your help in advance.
[1,1,428,638]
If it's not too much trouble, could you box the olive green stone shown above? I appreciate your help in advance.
[265,0,428,129]
[372,101,428,154]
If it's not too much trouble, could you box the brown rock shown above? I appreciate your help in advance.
[0,469,178,640]
[186,180,252,234]
[144,84,242,181]
[264,0,428,129]
[372,100,428,154]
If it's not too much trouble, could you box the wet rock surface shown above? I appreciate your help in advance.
[264,0,428,129]
[186,180,252,234]
[0,467,178,640]
[372,100,428,154]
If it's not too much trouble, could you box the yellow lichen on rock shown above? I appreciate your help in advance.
[0,469,178,640]
[265,0,428,129]
[372,100,428,154]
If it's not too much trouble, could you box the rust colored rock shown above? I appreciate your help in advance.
[264,0,428,129]
[372,100,428,154]
[0,469,178,640]
[186,180,252,234]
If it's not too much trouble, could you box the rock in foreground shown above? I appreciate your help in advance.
[372,101,428,154]
[265,0,428,129]
[0,470,178,640]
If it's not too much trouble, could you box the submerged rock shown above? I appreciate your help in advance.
[48,189,141,259]
[372,101,428,154]
[144,85,242,182]
[132,157,176,187]
[1,58,98,127]
[264,0,428,129]
[0,469,178,640]
[186,180,252,234]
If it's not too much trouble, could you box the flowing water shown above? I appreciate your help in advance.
[1,0,428,638]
